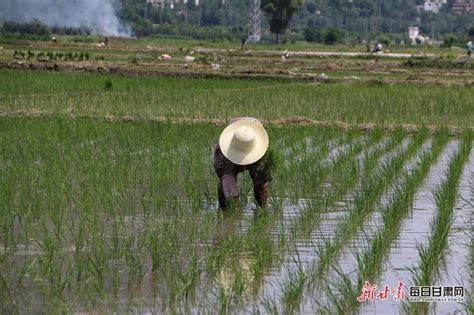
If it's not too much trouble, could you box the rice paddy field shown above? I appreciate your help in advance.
[0,39,473,314]
[1,69,473,127]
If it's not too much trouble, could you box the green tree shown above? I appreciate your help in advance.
[324,28,343,45]
[109,0,473,39]
[303,26,323,42]
[379,34,390,47]
[442,34,457,48]
[357,0,375,32]
[469,25,474,37]
[261,0,303,43]
[133,18,153,37]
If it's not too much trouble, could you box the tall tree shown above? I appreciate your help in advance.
[261,0,303,43]
[357,0,375,32]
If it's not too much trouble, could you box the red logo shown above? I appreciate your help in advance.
[358,281,405,302]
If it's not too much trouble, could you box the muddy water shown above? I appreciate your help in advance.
[4,134,472,315]
[118,137,371,315]
[309,137,397,241]
[242,137,394,313]
[360,140,461,315]
[320,135,368,166]
[230,138,372,313]
[289,138,419,311]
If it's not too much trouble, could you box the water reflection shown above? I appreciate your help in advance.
[212,210,271,306]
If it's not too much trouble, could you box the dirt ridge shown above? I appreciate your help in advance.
[1,109,470,135]
[1,61,472,86]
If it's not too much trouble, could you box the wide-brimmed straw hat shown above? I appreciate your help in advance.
[219,118,269,165]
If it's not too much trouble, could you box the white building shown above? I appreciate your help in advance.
[422,0,447,13]
[147,0,198,9]
[408,26,419,44]
[408,26,425,45]
[408,26,432,45]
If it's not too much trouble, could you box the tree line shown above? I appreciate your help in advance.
[0,0,472,44]
[119,0,473,42]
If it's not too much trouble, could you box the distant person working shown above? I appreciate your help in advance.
[372,43,383,53]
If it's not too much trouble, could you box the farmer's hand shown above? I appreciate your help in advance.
[254,182,269,207]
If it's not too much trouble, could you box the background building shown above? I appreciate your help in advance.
[452,0,474,14]
[147,0,199,10]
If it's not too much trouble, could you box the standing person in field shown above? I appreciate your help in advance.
[241,35,248,51]
[213,117,273,210]
[467,41,473,58]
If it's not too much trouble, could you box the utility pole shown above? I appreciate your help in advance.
[221,0,225,26]
[145,1,148,19]
[250,0,262,37]
[49,0,52,25]
[185,1,188,25]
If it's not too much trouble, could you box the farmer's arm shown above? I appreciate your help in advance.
[249,150,274,207]
[214,145,240,210]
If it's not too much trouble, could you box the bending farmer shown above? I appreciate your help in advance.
[213,117,272,210]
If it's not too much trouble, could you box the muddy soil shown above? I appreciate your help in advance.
[1,58,473,87]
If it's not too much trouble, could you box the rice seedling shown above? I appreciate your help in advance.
[212,131,382,310]
[194,131,356,298]
[1,69,473,127]
[281,264,306,313]
[0,70,471,315]
[465,224,474,314]
[325,130,450,313]
[260,295,280,315]
[223,130,405,312]
[310,129,427,280]
[407,130,472,314]
[288,129,385,238]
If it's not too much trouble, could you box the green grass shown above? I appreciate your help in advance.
[1,69,473,127]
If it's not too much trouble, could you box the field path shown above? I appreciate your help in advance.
[193,48,436,59]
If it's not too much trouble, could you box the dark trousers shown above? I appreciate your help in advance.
[214,146,270,210]
[217,173,269,210]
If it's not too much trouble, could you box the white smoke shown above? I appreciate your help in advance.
[0,0,131,37]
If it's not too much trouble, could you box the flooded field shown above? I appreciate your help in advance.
[0,118,472,314]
